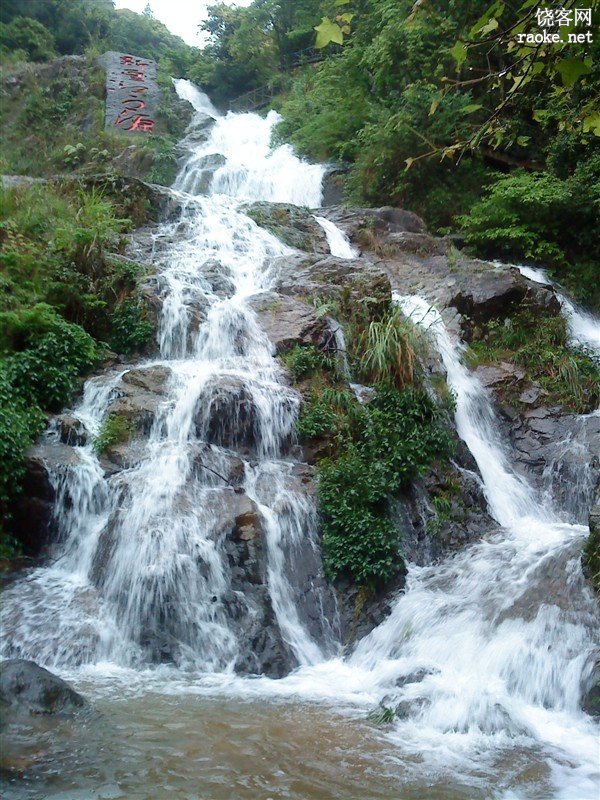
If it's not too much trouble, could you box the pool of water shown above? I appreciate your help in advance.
[1,672,560,800]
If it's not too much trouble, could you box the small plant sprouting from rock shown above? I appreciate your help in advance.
[94,414,134,455]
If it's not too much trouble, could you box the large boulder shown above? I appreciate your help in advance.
[106,364,172,434]
[503,408,600,523]
[581,661,600,716]
[272,253,391,317]
[243,202,330,253]
[248,291,328,354]
[9,442,82,556]
[194,374,258,450]
[0,659,87,715]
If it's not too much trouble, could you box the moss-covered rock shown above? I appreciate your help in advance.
[243,201,329,253]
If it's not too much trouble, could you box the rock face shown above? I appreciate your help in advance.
[502,408,600,523]
[0,659,87,715]
[9,442,83,557]
[244,202,330,253]
[272,253,391,316]
[581,661,600,716]
[106,364,172,434]
[248,292,328,353]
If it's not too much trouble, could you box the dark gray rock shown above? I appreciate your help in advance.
[9,442,82,556]
[581,661,600,716]
[0,659,87,715]
[194,375,258,451]
[56,414,88,446]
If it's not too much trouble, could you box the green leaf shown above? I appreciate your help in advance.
[314,17,344,48]
[334,0,350,4]
[449,40,467,71]
[582,113,600,136]
[339,12,354,22]
[462,104,483,114]
[555,58,592,87]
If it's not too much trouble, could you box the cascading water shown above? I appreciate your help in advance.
[313,215,358,259]
[2,81,599,800]
[514,264,600,353]
[1,80,335,672]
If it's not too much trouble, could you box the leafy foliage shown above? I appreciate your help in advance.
[94,413,134,455]
[468,305,600,413]
[109,297,154,355]
[280,344,335,380]
[316,387,455,585]
[459,165,600,309]
[0,181,155,543]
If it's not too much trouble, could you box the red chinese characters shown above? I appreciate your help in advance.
[113,54,155,133]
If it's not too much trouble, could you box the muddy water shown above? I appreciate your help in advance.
[2,676,556,800]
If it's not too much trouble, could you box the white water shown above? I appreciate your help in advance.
[2,82,599,799]
[515,264,600,354]
[1,80,335,672]
[313,215,358,258]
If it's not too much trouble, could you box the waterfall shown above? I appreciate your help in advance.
[347,294,599,797]
[313,215,358,258]
[1,80,336,672]
[515,264,600,353]
[2,81,599,800]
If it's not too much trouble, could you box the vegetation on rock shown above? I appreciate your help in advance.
[468,304,600,413]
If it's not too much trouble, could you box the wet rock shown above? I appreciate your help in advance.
[449,267,560,337]
[581,662,600,716]
[189,443,246,487]
[474,363,526,389]
[323,206,427,239]
[106,365,172,434]
[121,364,172,395]
[56,415,88,447]
[504,409,600,523]
[243,202,330,253]
[582,484,600,591]
[9,443,82,556]
[194,375,257,450]
[272,253,391,316]
[248,291,328,353]
[0,660,87,715]
[321,164,346,206]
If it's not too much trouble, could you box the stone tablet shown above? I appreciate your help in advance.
[98,51,161,133]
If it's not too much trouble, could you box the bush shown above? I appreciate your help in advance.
[0,16,56,62]
[94,413,134,455]
[280,344,335,380]
[459,166,600,310]
[307,386,454,586]
[109,297,154,355]
[469,306,599,414]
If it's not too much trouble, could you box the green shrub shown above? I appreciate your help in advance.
[109,297,154,355]
[0,16,56,62]
[311,386,454,586]
[94,413,134,455]
[469,307,599,414]
[280,344,335,380]
[459,167,600,310]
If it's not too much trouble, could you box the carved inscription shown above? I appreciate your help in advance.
[99,51,160,133]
